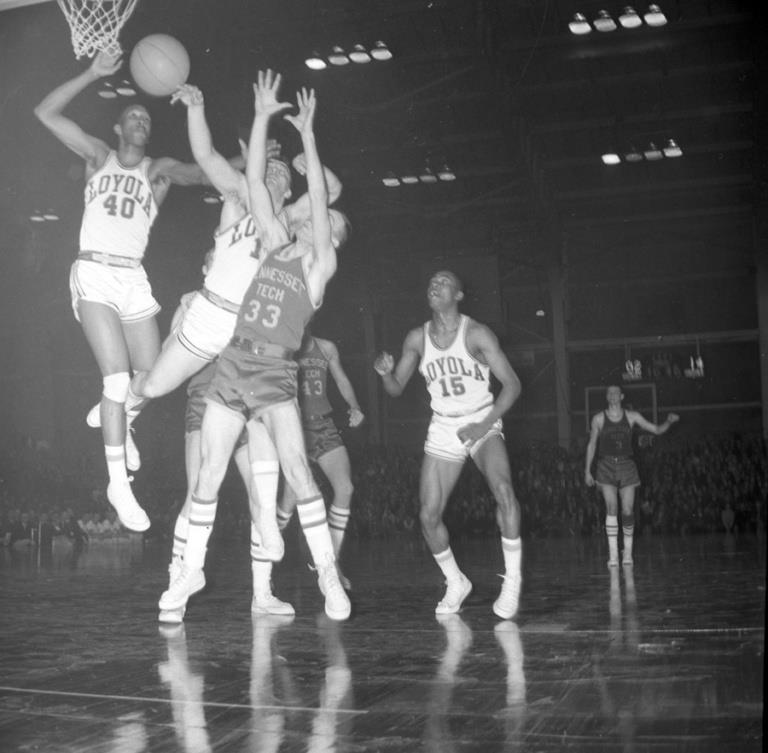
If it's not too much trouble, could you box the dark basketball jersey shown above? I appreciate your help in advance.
[598,410,634,457]
[233,253,315,352]
[298,337,332,418]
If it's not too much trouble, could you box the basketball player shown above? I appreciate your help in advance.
[585,385,679,566]
[374,271,524,619]
[86,84,340,472]
[278,333,365,589]
[160,252,293,625]
[159,71,351,621]
[33,51,236,532]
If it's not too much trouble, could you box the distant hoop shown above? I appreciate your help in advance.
[56,0,140,59]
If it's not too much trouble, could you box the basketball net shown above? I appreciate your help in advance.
[56,0,140,59]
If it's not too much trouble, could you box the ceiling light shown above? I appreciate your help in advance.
[601,152,621,165]
[97,82,117,99]
[618,6,642,28]
[663,138,682,157]
[30,210,45,222]
[419,167,438,183]
[624,146,643,162]
[370,41,392,61]
[593,10,617,32]
[115,80,136,96]
[305,52,326,70]
[568,12,592,34]
[400,174,419,185]
[327,46,349,65]
[382,172,400,187]
[643,4,667,26]
[42,210,59,221]
[643,141,663,160]
[349,44,372,63]
[535,309,546,317]
[437,164,456,181]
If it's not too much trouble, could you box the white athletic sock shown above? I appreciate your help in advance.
[434,547,463,582]
[606,515,619,561]
[184,494,217,570]
[104,445,128,484]
[296,494,334,566]
[501,536,522,577]
[251,532,273,594]
[328,504,350,556]
[172,513,189,560]
[277,506,293,531]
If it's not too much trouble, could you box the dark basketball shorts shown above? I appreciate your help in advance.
[205,347,298,420]
[185,360,247,448]
[596,456,641,488]
[303,415,344,463]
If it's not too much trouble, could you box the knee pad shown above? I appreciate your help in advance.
[102,372,131,403]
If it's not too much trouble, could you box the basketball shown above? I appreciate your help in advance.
[129,34,190,97]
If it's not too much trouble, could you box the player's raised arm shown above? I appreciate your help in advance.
[34,50,119,169]
[168,84,243,197]
[374,328,423,397]
[285,87,336,301]
[246,69,292,246]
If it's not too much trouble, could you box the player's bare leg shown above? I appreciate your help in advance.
[619,485,637,565]
[420,455,472,614]
[317,446,354,589]
[262,402,350,620]
[158,427,200,625]
[246,418,284,562]
[242,421,293,615]
[159,402,244,612]
[474,436,522,620]
[600,484,620,566]
[131,335,208,401]
[79,301,149,531]
[123,316,161,465]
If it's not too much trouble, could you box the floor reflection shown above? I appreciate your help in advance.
[0,534,762,752]
[494,621,526,749]
[158,623,212,753]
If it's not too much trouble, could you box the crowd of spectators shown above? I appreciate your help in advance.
[1,429,765,551]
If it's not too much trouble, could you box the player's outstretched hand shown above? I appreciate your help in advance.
[90,50,122,78]
[292,153,308,176]
[284,88,316,136]
[348,407,365,428]
[374,352,394,376]
[252,69,292,118]
[170,83,203,108]
[666,413,680,424]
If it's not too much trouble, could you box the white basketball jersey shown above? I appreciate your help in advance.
[419,315,493,416]
[79,151,158,259]
[204,214,262,304]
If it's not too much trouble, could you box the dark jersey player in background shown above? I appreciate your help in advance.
[585,385,679,566]
[279,334,364,589]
